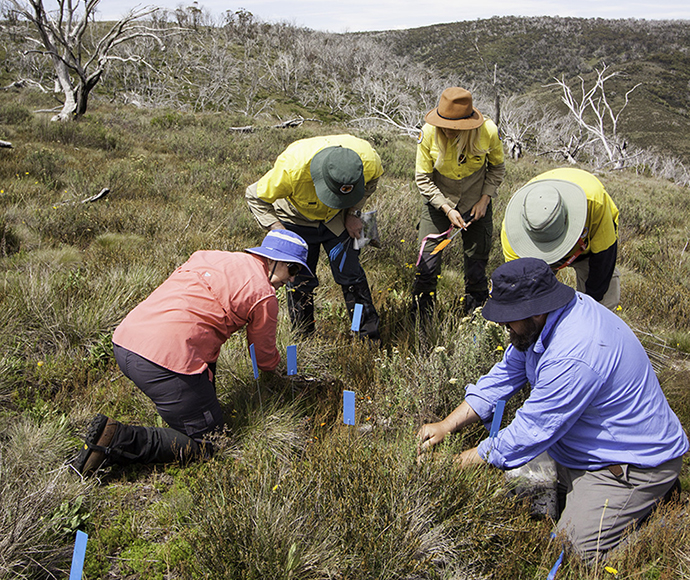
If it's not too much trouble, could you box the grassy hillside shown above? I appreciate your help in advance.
[0,89,689,579]
[378,16,690,162]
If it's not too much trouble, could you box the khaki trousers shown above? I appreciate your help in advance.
[571,258,621,311]
[555,456,682,561]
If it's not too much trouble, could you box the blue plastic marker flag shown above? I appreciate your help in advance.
[489,399,506,438]
[343,390,355,425]
[69,530,88,580]
[546,549,565,580]
[351,303,363,332]
[286,345,297,376]
[249,343,259,379]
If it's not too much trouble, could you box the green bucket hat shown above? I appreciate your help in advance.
[504,179,588,264]
[310,146,365,209]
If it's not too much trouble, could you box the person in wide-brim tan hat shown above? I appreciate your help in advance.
[412,86,505,324]
[424,87,485,131]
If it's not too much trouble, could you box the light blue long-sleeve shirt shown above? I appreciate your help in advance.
[468,293,688,470]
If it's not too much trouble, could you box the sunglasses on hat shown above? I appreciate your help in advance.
[287,263,302,276]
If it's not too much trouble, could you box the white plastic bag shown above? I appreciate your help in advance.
[353,210,380,250]
[504,451,559,519]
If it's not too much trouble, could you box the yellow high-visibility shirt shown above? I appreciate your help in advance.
[501,167,619,263]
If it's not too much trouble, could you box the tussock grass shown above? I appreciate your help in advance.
[0,92,688,578]
[0,412,91,579]
[188,426,537,579]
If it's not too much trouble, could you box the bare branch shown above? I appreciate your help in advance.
[546,64,641,168]
[7,0,176,120]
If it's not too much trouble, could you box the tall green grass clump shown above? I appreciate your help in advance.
[0,411,91,579]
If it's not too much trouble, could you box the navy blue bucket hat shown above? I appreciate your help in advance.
[246,229,313,277]
[482,258,575,323]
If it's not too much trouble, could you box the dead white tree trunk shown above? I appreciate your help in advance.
[548,64,641,169]
[6,0,174,121]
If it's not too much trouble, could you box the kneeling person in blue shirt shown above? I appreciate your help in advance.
[418,258,688,561]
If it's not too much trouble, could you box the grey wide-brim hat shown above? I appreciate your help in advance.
[504,179,588,264]
[310,146,365,210]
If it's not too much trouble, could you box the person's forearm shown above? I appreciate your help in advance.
[585,242,617,301]
[246,182,281,229]
[454,447,485,468]
[418,400,481,453]
[441,400,481,433]
[480,161,505,197]
[416,172,453,210]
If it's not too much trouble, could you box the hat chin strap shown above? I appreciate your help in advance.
[268,260,278,280]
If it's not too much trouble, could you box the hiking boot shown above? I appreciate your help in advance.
[74,413,120,475]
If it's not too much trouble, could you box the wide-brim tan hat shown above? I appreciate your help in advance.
[424,87,484,131]
[504,179,588,264]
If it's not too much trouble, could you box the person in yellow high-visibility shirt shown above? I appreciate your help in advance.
[412,87,505,322]
[246,135,384,340]
[501,167,620,310]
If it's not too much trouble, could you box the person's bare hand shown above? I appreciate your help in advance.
[417,422,449,455]
[469,195,491,221]
[345,213,363,238]
[446,209,469,230]
[453,448,484,469]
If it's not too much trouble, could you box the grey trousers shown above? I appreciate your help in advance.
[555,456,682,561]
[571,259,621,311]
[114,344,224,439]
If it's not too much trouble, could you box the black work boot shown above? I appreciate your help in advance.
[463,291,488,315]
[74,414,121,475]
[342,281,380,341]
[107,425,205,466]
[75,415,208,475]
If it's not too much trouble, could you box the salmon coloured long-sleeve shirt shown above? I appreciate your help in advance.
[113,251,280,375]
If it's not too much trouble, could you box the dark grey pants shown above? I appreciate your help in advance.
[280,221,380,339]
[413,201,493,309]
[555,456,683,561]
[110,344,224,465]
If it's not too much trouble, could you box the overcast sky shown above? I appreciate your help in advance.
[94,0,690,32]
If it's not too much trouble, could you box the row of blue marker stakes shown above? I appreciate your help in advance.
[71,338,565,579]
[248,303,364,379]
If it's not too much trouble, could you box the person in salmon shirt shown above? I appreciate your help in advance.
[75,229,311,475]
